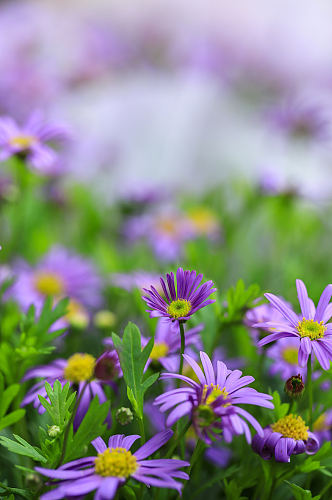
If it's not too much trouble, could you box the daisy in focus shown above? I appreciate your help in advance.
[256,279,332,370]
[142,268,216,323]
[154,351,274,444]
[35,430,189,499]
[252,414,319,462]
[0,111,71,174]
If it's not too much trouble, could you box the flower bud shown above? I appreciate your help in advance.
[48,425,61,438]
[116,407,134,426]
[94,310,116,329]
[94,350,121,381]
[284,374,305,400]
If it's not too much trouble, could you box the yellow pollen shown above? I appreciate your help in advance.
[297,318,326,340]
[94,448,137,477]
[313,414,329,432]
[188,208,218,235]
[271,414,308,441]
[282,347,299,365]
[149,342,169,361]
[9,134,37,149]
[34,271,65,297]
[167,299,192,319]
[202,383,229,406]
[64,353,96,383]
[65,300,89,329]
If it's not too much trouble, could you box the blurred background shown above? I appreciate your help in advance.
[1,0,332,302]
[2,0,332,200]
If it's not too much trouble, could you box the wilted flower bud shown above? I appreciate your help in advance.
[94,310,116,329]
[284,374,305,400]
[48,425,61,438]
[116,407,133,426]
[94,350,121,381]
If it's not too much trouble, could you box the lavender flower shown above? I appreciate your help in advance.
[142,268,216,323]
[313,410,332,445]
[7,246,102,325]
[142,318,203,372]
[266,338,306,381]
[0,111,71,174]
[154,351,273,444]
[244,299,290,347]
[21,353,113,429]
[252,414,319,462]
[256,280,332,370]
[35,430,189,498]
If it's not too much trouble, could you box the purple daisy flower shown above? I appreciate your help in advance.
[0,111,71,174]
[21,352,113,429]
[154,351,274,444]
[142,268,216,323]
[35,430,189,499]
[142,318,203,372]
[252,414,319,463]
[7,246,102,326]
[145,401,232,469]
[266,338,306,381]
[256,279,332,370]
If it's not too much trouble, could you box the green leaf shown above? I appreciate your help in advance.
[271,391,289,420]
[0,481,33,500]
[113,322,158,419]
[224,280,261,322]
[64,396,110,462]
[0,384,20,417]
[38,381,76,427]
[0,409,25,431]
[285,480,321,499]
[0,435,46,462]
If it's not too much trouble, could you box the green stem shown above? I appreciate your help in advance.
[138,416,145,443]
[179,321,185,377]
[57,381,88,467]
[165,420,191,458]
[319,478,332,498]
[307,354,313,428]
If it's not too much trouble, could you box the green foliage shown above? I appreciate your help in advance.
[271,391,289,421]
[113,322,158,419]
[0,481,33,500]
[285,481,321,500]
[38,381,75,428]
[0,373,25,431]
[223,279,261,322]
[64,396,110,462]
[0,434,46,463]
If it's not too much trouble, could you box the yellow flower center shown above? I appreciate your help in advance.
[149,342,169,361]
[297,318,326,340]
[202,383,229,406]
[271,414,308,440]
[65,300,89,329]
[34,271,65,297]
[282,347,299,365]
[94,448,137,477]
[188,208,218,234]
[167,299,192,319]
[9,135,37,149]
[313,414,329,432]
[64,353,96,383]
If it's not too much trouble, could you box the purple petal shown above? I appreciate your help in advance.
[315,284,332,322]
[311,341,331,370]
[183,354,206,384]
[296,279,312,319]
[258,332,297,347]
[264,293,299,327]
[95,477,119,500]
[200,351,215,385]
[91,437,107,454]
[35,467,95,480]
[134,430,173,460]
[274,438,291,462]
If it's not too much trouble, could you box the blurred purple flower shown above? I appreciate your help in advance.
[0,111,71,174]
[266,338,306,381]
[22,353,111,429]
